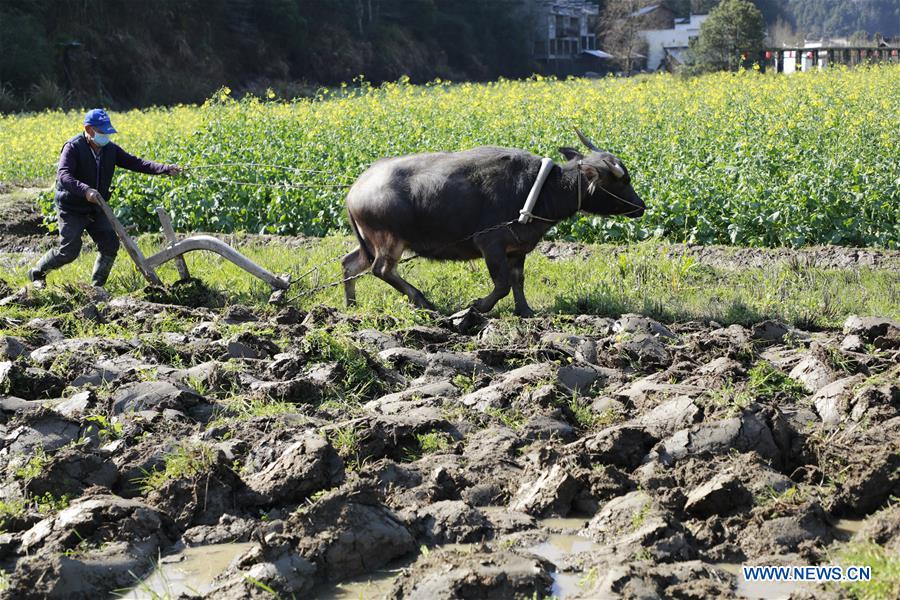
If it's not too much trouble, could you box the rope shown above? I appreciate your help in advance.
[184,174,351,190]
[183,161,356,179]
[513,161,643,223]
[578,160,583,212]
[593,180,645,215]
[283,218,519,303]
[181,161,356,190]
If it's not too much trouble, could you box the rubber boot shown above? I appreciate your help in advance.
[28,249,70,286]
[90,253,117,287]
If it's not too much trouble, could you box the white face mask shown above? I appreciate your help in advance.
[91,132,111,146]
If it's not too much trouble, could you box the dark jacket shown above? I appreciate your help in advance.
[55,133,172,213]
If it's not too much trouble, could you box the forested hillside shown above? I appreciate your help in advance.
[673,0,898,37]
[783,0,900,39]
[1,0,897,112]
[0,0,533,111]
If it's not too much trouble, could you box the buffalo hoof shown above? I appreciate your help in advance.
[515,306,535,318]
[470,299,493,314]
[414,297,437,312]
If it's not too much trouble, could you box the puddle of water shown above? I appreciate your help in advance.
[312,553,421,599]
[121,542,253,599]
[528,534,600,564]
[833,518,864,539]
[313,570,399,600]
[715,562,813,600]
[526,525,602,599]
[540,516,590,531]
[551,571,585,597]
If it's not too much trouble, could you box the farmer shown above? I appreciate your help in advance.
[27,108,182,288]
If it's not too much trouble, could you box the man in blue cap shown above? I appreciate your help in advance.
[27,108,182,288]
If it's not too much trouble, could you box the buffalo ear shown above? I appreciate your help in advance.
[558,147,584,161]
[580,163,601,194]
[580,163,600,182]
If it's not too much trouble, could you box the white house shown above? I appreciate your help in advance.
[640,14,708,71]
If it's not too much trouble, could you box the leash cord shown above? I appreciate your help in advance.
[283,218,519,302]
[183,174,351,190]
[181,161,356,189]
[183,162,354,179]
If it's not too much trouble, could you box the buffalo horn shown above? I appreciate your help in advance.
[574,127,601,152]
[603,158,625,178]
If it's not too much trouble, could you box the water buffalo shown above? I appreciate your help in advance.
[341,128,645,317]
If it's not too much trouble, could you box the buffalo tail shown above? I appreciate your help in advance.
[347,210,375,263]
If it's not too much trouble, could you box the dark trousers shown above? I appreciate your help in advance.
[55,206,120,260]
[32,205,120,283]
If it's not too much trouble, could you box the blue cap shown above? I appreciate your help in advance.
[83,108,117,134]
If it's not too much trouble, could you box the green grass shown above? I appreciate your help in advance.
[401,430,455,462]
[2,233,897,332]
[451,373,478,395]
[0,499,27,531]
[300,328,383,400]
[0,492,70,533]
[703,360,808,415]
[562,393,603,430]
[745,360,808,402]
[484,406,528,430]
[630,500,651,530]
[14,446,50,481]
[219,395,299,421]
[326,424,361,460]
[136,443,218,494]
[705,379,754,414]
[832,542,900,600]
[83,414,124,443]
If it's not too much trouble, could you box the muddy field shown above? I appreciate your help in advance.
[0,271,898,599]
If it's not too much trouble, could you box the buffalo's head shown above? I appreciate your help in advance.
[559,128,645,218]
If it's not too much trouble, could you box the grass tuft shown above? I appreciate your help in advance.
[136,443,218,494]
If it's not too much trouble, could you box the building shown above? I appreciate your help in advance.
[771,38,900,73]
[531,0,605,76]
[639,13,708,71]
[629,4,676,30]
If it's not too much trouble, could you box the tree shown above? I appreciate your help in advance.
[598,0,651,73]
[688,0,765,72]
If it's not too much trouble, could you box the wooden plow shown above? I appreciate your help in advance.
[95,196,291,303]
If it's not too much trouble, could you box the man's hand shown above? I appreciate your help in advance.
[166,165,184,177]
[85,188,103,204]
